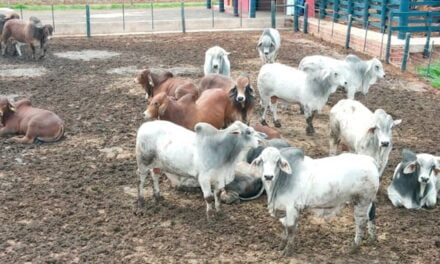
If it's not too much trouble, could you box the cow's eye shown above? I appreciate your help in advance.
[334,72,338,77]
[375,65,380,70]
[246,130,251,135]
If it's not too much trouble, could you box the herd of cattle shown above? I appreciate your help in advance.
[1,10,439,256]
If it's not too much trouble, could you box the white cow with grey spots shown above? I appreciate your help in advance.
[252,147,380,256]
[388,149,440,209]
[136,120,263,219]
[257,28,281,64]
[298,54,385,100]
[257,62,348,134]
[329,99,401,177]
[203,46,231,76]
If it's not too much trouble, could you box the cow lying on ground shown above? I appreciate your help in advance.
[329,99,401,177]
[257,28,281,64]
[1,17,53,60]
[387,149,439,209]
[203,46,231,76]
[0,98,64,144]
[136,68,198,101]
[199,74,255,124]
[136,120,264,219]
[143,89,235,130]
[257,62,347,134]
[252,147,379,256]
[299,54,385,100]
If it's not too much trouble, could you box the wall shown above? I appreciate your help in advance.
[4,0,204,5]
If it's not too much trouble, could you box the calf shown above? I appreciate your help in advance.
[136,120,264,219]
[387,149,439,209]
[203,46,231,76]
[143,89,234,130]
[258,62,347,134]
[1,17,53,60]
[135,68,198,101]
[0,12,20,54]
[329,99,401,176]
[257,28,281,64]
[0,98,64,144]
[252,147,379,256]
[299,54,385,100]
[199,74,255,124]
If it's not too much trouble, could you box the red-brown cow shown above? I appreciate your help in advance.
[143,89,235,130]
[0,98,64,144]
[252,124,281,139]
[136,69,198,101]
[199,74,255,124]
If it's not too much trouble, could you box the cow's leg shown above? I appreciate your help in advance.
[424,188,437,208]
[151,169,161,202]
[305,110,317,135]
[30,43,36,60]
[241,108,248,125]
[214,187,221,212]
[6,136,35,144]
[199,175,214,219]
[1,41,6,56]
[270,98,281,128]
[282,206,299,257]
[367,202,377,243]
[351,202,369,253]
[137,166,148,208]
[299,104,305,115]
[260,97,269,126]
[15,43,22,57]
[329,122,340,156]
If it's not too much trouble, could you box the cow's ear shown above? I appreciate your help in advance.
[321,69,331,80]
[368,126,377,134]
[257,41,262,48]
[158,101,167,117]
[147,74,154,87]
[7,101,16,112]
[403,162,417,174]
[278,158,292,174]
[251,156,263,168]
[225,51,231,56]
[393,119,402,127]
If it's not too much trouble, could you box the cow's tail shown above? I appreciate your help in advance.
[36,124,65,143]
[239,182,265,201]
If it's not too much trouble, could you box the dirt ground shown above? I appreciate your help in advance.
[0,31,439,263]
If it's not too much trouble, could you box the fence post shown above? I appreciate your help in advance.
[333,0,340,22]
[423,13,433,58]
[20,5,23,19]
[427,40,434,76]
[150,0,154,31]
[211,0,215,27]
[398,0,409,39]
[250,0,256,18]
[233,0,238,16]
[319,0,326,19]
[303,3,309,33]
[385,12,393,64]
[380,0,388,33]
[207,0,211,9]
[363,21,369,52]
[122,1,126,31]
[401,32,411,72]
[181,1,186,33]
[271,0,276,29]
[219,0,225,12]
[51,3,55,32]
[294,0,299,32]
[362,0,369,29]
[347,0,353,16]
[345,14,352,49]
[86,4,91,37]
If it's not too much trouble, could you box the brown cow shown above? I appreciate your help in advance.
[136,68,198,101]
[1,17,53,60]
[199,74,255,124]
[0,98,64,144]
[0,12,20,53]
[252,124,281,139]
[143,89,235,130]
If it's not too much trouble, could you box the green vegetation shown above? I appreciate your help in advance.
[0,2,204,11]
[418,62,440,89]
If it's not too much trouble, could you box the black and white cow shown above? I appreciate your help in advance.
[387,149,440,209]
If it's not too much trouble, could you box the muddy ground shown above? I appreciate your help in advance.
[0,32,439,263]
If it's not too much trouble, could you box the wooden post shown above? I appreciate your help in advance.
[362,0,369,28]
[250,0,257,18]
[398,0,409,39]
[333,0,340,22]
[207,0,212,9]
[219,0,225,12]
[271,0,276,28]
[423,13,433,58]
[181,0,186,33]
[345,14,352,49]
[304,3,309,33]
[233,0,238,16]
[401,32,411,71]
[380,0,388,33]
[86,4,91,37]
[319,0,326,19]
[385,11,393,64]
[294,0,299,32]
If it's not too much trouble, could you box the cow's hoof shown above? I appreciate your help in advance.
[349,243,360,254]
[278,240,287,251]
[282,244,294,257]
[273,120,282,128]
[306,127,315,135]
[153,193,163,203]
[367,236,377,245]
[206,210,216,221]
[137,197,145,208]
[260,119,268,126]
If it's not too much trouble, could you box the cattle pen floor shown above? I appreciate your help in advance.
[0,31,439,263]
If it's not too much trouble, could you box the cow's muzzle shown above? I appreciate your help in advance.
[264,175,274,181]
[420,177,430,183]
[213,64,219,69]
[143,111,153,120]
[236,95,245,102]
[381,141,390,147]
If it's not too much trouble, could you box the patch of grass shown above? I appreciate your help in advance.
[418,62,440,89]
[0,2,204,11]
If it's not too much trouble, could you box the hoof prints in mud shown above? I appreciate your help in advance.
[0,65,47,78]
[54,50,120,61]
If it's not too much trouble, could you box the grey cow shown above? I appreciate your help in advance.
[257,28,281,64]
[387,149,440,209]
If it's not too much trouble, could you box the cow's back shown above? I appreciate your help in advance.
[2,19,28,42]
[198,74,234,94]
